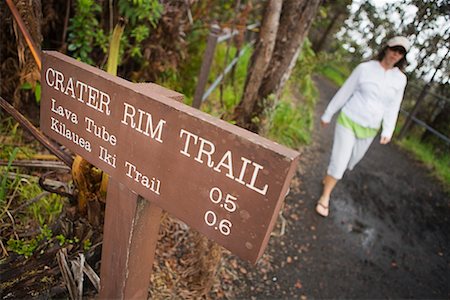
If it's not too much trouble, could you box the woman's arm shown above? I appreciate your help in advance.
[381,75,407,142]
[321,64,363,124]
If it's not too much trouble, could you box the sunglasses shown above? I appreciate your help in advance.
[388,46,406,55]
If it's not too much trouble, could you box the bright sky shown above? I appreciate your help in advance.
[345,0,449,82]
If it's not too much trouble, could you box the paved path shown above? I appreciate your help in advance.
[234,77,449,299]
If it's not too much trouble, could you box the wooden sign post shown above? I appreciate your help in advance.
[40,51,300,298]
[100,179,162,298]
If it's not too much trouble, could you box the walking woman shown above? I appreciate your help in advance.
[316,36,410,217]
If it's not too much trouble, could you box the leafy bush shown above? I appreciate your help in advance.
[118,0,162,27]
[118,0,163,60]
[67,0,163,67]
[67,0,107,65]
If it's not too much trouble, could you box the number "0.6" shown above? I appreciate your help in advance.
[204,211,232,236]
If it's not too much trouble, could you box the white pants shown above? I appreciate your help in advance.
[327,123,375,180]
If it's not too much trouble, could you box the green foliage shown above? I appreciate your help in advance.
[13,179,65,227]
[0,120,81,260]
[66,0,163,73]
[2,175,67,258]
[201,42,252,116]
[67,0,107,65]
[177,35,321,149]
[0,147,19,204]
[293,39,323,106]
[0,118,23,150]
[128,25,149,58]
[7,225,52,258]
[397,136,450,191]
[263,39,321,148]
[266,98,314,147]
[83,239,92,251]
[0,119,38,182]
[157,25,210,105]
[55,234,80,247]
[118,0,163,60]
[0,119,34,205]
[294,39,320,80]
[319,65,347,86]
[299,38,351,87]
[30,194,64,227]
[7,236,38,258]
[0,121,66,257]
[55,234,66,246]
[118,0,163,27]
[21,81,41,104]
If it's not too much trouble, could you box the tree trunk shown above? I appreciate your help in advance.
[258,0,321,103]
[313,10,342,53]
[232,0,320,132]
[233,0,283,130]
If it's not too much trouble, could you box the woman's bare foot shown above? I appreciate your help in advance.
[316,196,330,217]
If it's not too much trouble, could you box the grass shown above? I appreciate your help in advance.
[0,117,68,258]
[317,62,350,87]
[0,161,67,257]
[264,69,318,149]
[266,96,314,147]
[0,147,19,204]
[397,136,450,191]
[17,179,65,226]
[0,163,67,257]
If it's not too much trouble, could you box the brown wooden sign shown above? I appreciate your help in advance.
[40,51,299,263]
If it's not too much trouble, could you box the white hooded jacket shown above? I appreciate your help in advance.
[321,60,407,140]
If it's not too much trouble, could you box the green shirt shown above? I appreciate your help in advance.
[337,111,379,139]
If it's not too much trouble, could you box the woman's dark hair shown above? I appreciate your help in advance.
[376,46,408,70]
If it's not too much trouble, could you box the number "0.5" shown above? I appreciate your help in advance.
[209,187,237,212]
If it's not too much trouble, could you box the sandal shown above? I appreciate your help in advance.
[315,198,329,217]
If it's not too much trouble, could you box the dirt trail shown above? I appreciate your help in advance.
[233,77,449,299]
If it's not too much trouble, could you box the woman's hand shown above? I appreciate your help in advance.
[321,120,329,128]
[380,136,391,144]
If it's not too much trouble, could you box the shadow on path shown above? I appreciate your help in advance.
[233,76,449,299]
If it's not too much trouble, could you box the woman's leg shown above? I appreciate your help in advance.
[316,124,355,217]
[316,175,338,216]
[347,136,375,171]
